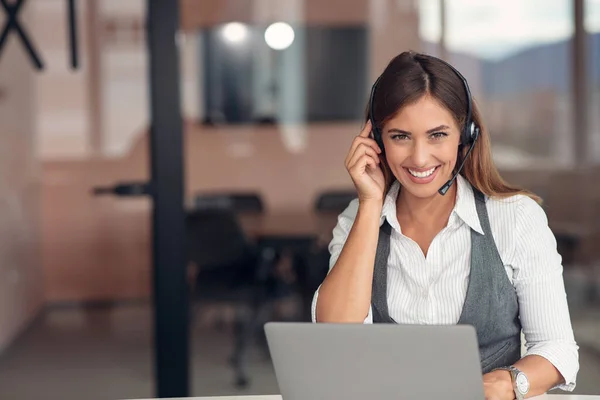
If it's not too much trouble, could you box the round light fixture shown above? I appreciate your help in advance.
[221,22,249,44]
[264,22,295,50]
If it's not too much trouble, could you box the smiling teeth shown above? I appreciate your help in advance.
[408,167,436,178]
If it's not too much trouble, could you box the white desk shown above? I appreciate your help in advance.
[129,395,599,400]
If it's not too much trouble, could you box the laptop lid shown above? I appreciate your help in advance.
[264,322,484,400]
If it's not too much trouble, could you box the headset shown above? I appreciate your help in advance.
[368,55,480,196]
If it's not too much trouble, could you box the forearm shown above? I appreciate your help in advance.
[515,355,565,397]
[489,355,565,398]
[316,200,382,322]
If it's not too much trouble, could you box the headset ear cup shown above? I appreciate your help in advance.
[472,124,480,142]
[374,131,385,153]
[463,122,478,144]
[461,126,469,146]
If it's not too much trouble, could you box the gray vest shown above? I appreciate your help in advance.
[371,189,522,373]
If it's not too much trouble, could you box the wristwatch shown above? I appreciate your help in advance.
[495,366,530,400]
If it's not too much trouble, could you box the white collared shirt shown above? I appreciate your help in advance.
[311,175,579,390]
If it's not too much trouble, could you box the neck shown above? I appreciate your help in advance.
[396,182,457,228]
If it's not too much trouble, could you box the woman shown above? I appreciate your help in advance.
[311,51,579,400]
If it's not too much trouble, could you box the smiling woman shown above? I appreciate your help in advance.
[313,51,580,400]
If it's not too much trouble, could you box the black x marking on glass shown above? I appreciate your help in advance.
[0,0,44,70]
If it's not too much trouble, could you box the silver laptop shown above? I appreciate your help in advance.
[264,322,485,400]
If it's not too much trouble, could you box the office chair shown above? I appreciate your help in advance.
[296,189,359,318]
[186,208,273,388]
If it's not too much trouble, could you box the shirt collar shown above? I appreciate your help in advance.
[379,175,485,235]
[380,180,402,233]
[453,175,485,235]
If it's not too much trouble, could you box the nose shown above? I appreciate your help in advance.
[410,139,430,167]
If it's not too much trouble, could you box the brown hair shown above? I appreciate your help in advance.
[366,51,541,204]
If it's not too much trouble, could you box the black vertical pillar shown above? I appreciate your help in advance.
[67,0,78,69]
[439,0,448,62]
[146,0,189,397]
[572,0,587,163]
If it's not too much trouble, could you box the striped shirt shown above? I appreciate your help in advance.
[311,174,579,390]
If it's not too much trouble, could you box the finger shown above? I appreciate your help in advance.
[345,137,382,165]
[347,144,380,170]
[355,136,382,154]
[349,155,377,178]
[345,130,381,165]
[349,154,381,179]
[364,156,378,171]
[358,120,372,138]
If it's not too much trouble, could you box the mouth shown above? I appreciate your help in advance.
[403,166,441,184]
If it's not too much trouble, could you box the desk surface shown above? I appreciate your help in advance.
[129,395,600,400]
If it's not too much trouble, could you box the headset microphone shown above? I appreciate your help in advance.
[438,130,478,195]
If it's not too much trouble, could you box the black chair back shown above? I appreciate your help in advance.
[186,209,250,270]
[314,189,356,213]
[193,192,264,213]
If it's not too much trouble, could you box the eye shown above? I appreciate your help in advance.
[391,134,410,141]
[430,132,448,140]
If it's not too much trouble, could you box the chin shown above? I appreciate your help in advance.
[399,182,442,199]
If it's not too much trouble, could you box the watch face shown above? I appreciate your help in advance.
[516,373,530,394]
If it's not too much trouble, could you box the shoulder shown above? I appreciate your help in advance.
[485,193,547,231]
[485,194,555,266]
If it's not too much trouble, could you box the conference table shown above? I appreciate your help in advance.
[130,395,600,399]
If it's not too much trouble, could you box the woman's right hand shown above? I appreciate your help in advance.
[344,120,386,203]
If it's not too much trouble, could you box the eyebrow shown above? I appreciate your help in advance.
[387,125,450,135]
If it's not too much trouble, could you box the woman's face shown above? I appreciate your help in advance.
[381,95,461,200]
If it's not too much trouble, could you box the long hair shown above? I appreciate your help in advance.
[366,51,541,204]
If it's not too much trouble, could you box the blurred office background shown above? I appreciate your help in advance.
[0,0,599,399]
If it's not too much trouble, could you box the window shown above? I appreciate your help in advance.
[199,24,367,124]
